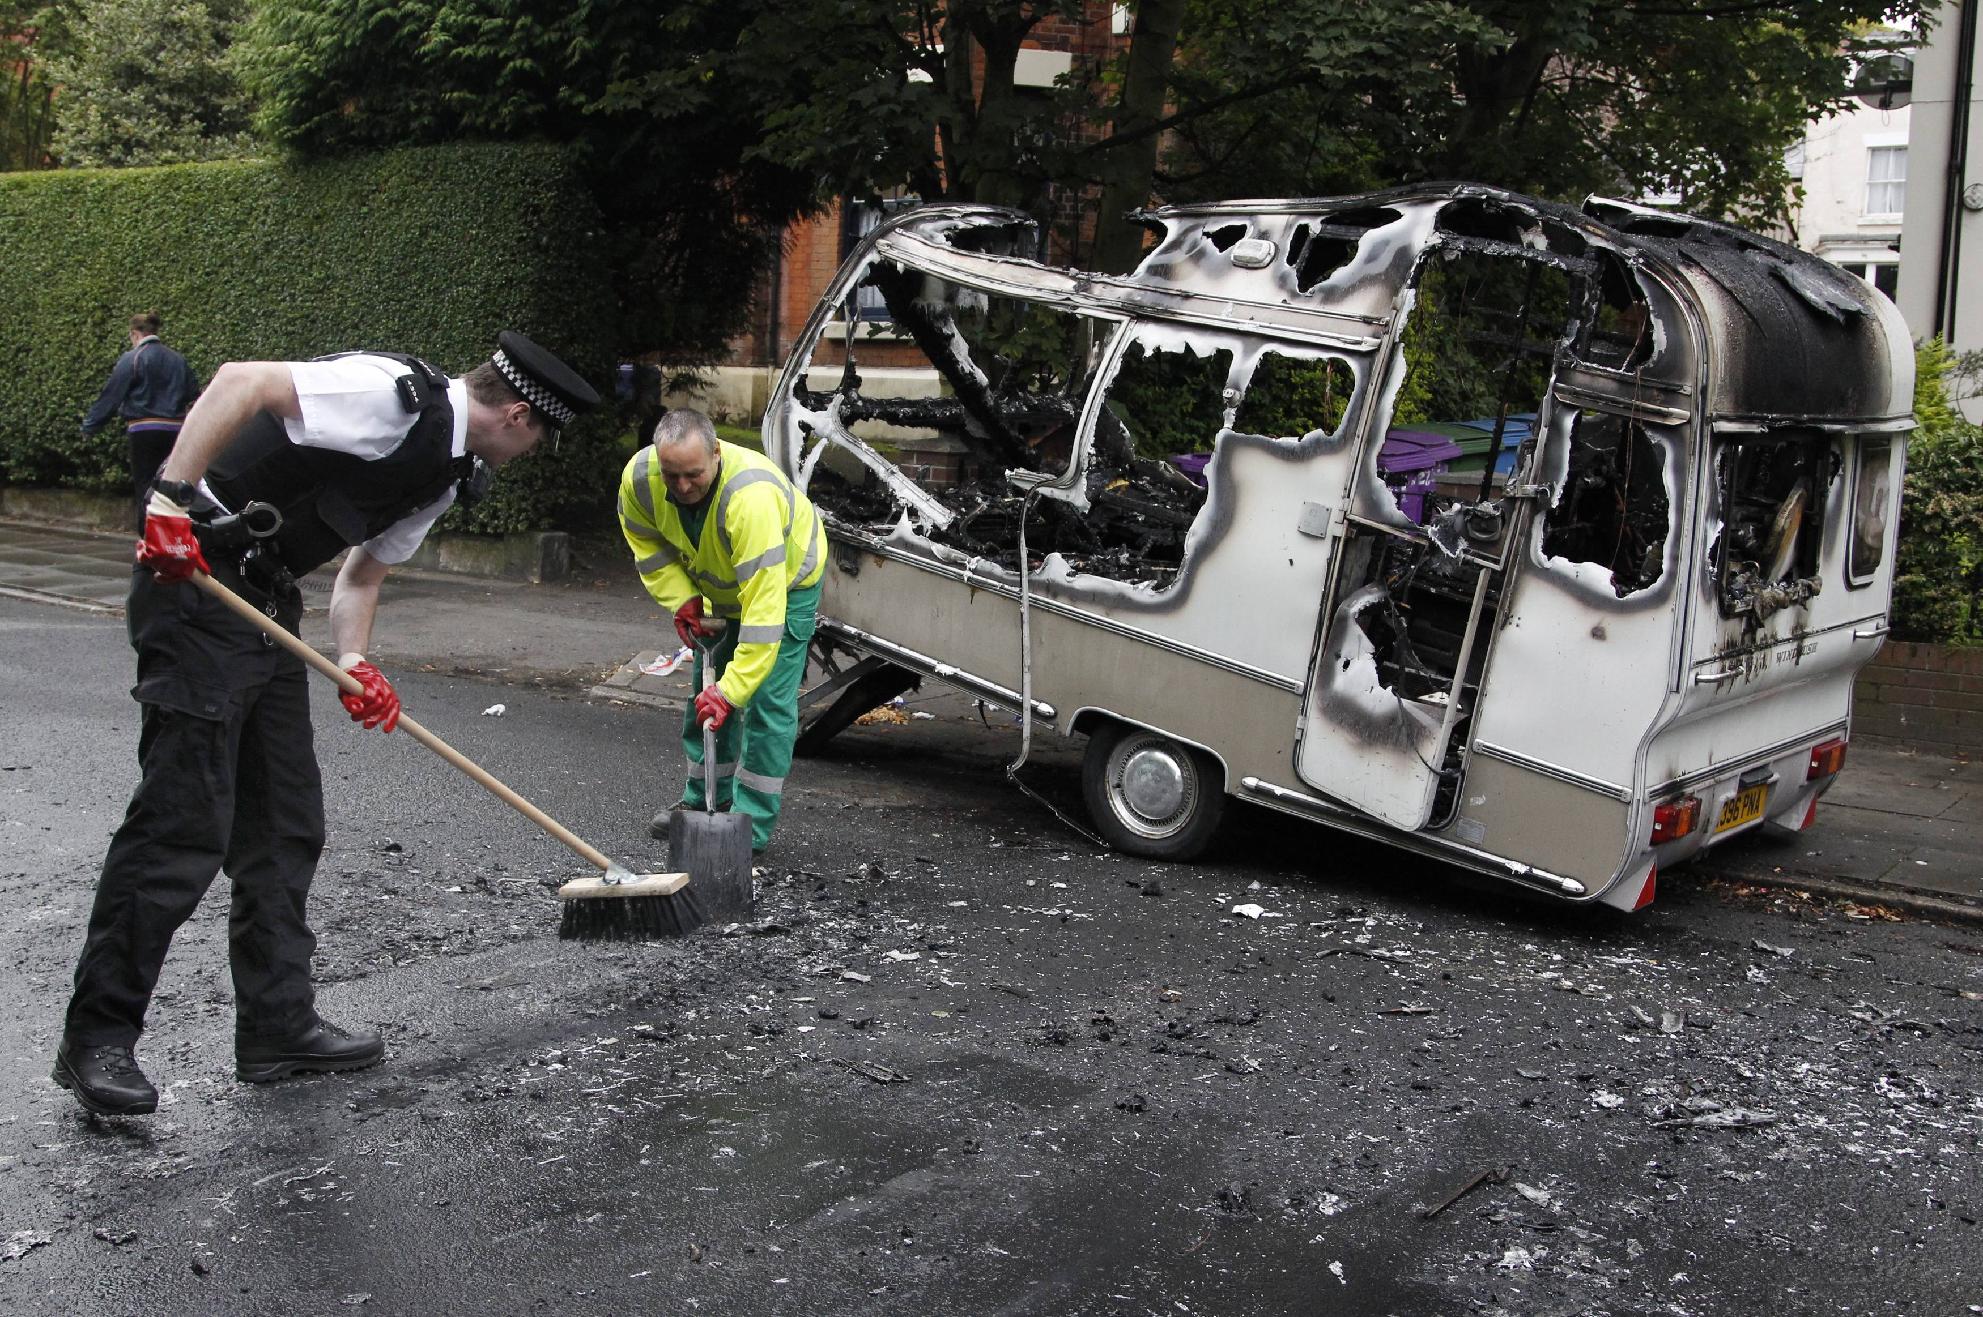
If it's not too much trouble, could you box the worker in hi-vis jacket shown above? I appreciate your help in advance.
[618,407,825,854]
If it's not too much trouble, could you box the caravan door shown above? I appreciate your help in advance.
[1293,204,1592,830]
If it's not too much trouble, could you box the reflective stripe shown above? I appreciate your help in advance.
[713,468,789,557]
[733,542,786,584]
[635,545,676,573]
[621,515,659,542]
[735,767,784,796]
[736,624,783,645]
[794,525,822,584]
[688,565,734,593]
[685,756,739,780]
[629,447,657,521]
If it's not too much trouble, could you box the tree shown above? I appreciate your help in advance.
[1148,0,1943,227]
[235,0,840,360]
[43,0,253,166]
[1,0,73,170]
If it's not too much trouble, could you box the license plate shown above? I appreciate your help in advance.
[1714,783,1770,834]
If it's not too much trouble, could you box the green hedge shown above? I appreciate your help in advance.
[1891,339,1983,646]
[0,143,623,533]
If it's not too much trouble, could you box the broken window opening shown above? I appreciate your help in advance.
[1206,223,1248,252]
[1386,245,1577,530]
[1286,208,1401,292]
[1541,411,1671,597]
[1710,429,1841,620]
[797,268,1220,588]
[1581,250,1654,371]
[1235,351,1354,440]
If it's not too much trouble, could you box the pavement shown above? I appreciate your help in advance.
[3,516,1978,923]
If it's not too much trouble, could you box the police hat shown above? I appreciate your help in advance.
[491,331,601,432]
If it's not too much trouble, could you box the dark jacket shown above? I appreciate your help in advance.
[81,337,199,434]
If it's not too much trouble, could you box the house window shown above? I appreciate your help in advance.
[841,197,920,321]
[1866,145,1907,216]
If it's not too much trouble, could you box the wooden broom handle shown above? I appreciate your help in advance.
[190,571,616,874]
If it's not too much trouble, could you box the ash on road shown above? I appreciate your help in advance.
[1,598,1977,1316]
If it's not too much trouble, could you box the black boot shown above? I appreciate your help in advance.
[236,1018,384,1083]
[52,1041,158,1116]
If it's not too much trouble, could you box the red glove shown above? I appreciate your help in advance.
[338,660,401,733]
[136,488,210,583]
[694,685,733,731]
[673,597,716,649]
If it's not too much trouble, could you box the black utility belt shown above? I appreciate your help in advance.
[192,501,300,599]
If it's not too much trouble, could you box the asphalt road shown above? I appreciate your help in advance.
[1,596,1979,1316]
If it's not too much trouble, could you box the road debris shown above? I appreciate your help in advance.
[1420,1166,1509,1219]
[2,1232,50,1262]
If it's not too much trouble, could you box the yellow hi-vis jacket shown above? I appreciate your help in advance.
[618,439,825,706]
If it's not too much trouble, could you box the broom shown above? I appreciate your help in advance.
[188,570,705,940]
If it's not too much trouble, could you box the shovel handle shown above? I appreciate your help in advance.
[189,571,617,874]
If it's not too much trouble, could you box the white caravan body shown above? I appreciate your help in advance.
[765,187,1913,910]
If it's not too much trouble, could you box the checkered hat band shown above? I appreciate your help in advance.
[492,349,576,427]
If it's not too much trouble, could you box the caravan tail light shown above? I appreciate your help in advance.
[1807,738,1847,781]
[1651,796,1701,844]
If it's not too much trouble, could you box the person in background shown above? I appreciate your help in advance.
[81,312,200,524]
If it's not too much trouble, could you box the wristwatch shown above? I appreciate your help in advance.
[153,477,198,506]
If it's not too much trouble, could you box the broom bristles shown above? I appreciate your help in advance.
[558,886,706,940]
[556,869,706,941]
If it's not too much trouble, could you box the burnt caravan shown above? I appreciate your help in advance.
[768,187,1911,911]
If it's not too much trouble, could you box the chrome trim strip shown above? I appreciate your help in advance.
[822,620,1056,720]
[1688,613,1888,664]
[1238,777,1588,896]
[1648,718,1848,796]
[826,528,1304,692]
[1470,742,1633,802]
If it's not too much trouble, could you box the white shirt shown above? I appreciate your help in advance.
[281,355,470,565]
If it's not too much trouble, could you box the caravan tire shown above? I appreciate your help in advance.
[1081,723,1225,861]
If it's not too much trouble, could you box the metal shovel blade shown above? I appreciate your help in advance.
[668,807,752,919]
[670,717,753,919]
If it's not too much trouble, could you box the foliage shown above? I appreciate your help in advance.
[1105,342,1232,459]
[1891,338,1983,645]
[1155,0,1934,228]
[234,0,830,362]
[1,0,73,169]
[1234,351,1350,439]
[0,143,622,533]
[43,0,255,166]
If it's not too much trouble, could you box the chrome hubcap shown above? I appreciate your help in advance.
[1112,738,1194,838]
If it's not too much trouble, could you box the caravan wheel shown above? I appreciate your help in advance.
[1081,723,1225,861]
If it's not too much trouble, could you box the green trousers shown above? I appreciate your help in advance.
[681,580,821,850]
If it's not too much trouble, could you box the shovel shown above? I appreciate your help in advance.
[667,627,754,919]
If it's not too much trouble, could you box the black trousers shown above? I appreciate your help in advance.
[125,426,179,530]
[63,562,326,1049]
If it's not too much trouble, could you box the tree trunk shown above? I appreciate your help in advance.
[1091,0,1187,274]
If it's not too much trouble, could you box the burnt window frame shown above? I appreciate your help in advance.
[1845,433,1896,589]
[1709,425,1841,617]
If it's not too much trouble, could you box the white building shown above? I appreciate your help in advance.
[1896,0,1983,410]
[1787,35,1913,300]
[1790,100,1908,298]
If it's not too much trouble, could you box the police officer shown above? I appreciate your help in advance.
[52,332,599,1118]
[618,408,824,854]
[80,311,201,524]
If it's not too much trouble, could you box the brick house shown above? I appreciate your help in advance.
[679,3,1133,424]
